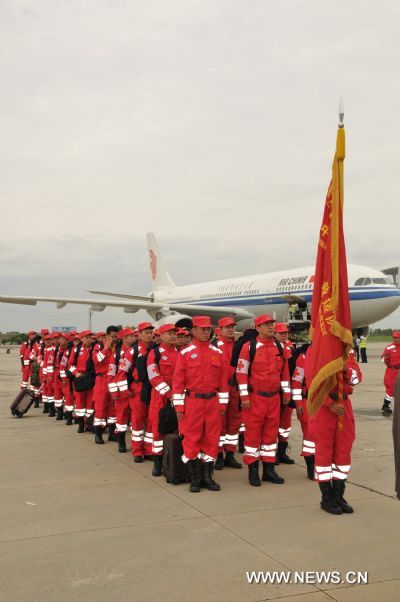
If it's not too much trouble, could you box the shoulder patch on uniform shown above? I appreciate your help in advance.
[387,345,395,350]
[158,347,165,353]
[209,344,223,354]
[256,342,264,349]
[181,344,196,356]
[217,340,223,347]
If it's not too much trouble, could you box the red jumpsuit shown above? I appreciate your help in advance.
[291,351,315,457]
[107,347,127,433]
[381,342,400,404]
[148,344,178,456]
[20,341,30,389]
[278,341,294,443]
[60,347,74,412]
[53,346,65,409]
[310,359,362,482]
[236,337,291,465]
[67,345,94,418]
[43,345,55,404]
[116,343,153,457]
[93,344,116,429]
[172,340,228,463]
[216,337,242,452]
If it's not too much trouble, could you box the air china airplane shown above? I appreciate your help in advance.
[1,232,399,332]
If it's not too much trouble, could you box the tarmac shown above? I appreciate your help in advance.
[0,342,399,602]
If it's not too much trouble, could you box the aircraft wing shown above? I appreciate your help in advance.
[0,295,254,320]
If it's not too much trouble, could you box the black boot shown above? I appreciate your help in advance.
[187,459,201,492]
[152,455,163,477]
[56,406,64,421]
[224,451,242,469]
[133,456,143,463]
[42,402,49,414]
[201,461,221,491]
[381,399,392,416]
[319,481,343,514]
[85,414,94,432]
[238,432,245,454]
[262,462,285,484]
[117,432,127,453]
[108,423,117,441]
[77,417,85,433]
[34,396,40,408]
[248,461,261,486]
[48,402,56,417]
[214,452,224,471]
[94,426,104,445]
[332,480,354,513]
[277,441,295,464]
[65,411,73,426]
[144,455,153,462]
[304,455,315,480]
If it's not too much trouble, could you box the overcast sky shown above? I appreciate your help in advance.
[1,0,399,332]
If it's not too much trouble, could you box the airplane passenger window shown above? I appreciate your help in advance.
[373,278,389,284]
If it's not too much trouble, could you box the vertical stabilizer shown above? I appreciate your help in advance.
[146,232,176,291]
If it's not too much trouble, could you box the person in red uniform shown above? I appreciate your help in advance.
[236,314,291,487]
[43,334,57,417]
[176,328,190,351]
[53,333,69,420]
[116,322,155,462]
[290,344,315,479]
[93,326,119,444]
[107,328,134,452]
[67,330,95,433]
[381,331,400,416]
[215,317,242,470]
[20,330,37,389]
[308,357,362,515]
[59,334,76,425]
[147,324,179,476]
[172,316,228,493]
[274,323,295,465]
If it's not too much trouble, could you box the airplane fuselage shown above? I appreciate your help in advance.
[152,263,400,329]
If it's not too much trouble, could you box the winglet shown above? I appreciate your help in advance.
[146,233,176,291]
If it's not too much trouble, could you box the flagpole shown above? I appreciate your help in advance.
[337,98,345,432]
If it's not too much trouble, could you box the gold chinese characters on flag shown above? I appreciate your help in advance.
[306,125,353,416]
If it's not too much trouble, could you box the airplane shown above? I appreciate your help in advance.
[1,232,399,332]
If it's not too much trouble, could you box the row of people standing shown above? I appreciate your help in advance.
[19,315,362,514]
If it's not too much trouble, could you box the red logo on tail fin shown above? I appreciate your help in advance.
[149,250,157,281]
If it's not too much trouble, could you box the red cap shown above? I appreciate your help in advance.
[79,330,93,338]
[215,327,221,335]
[119,327,135,339]
[176,328,189,336]
[218,317,236,328]
[51,332,61,337]
[158,323,177,335]
[40,329,49,335]
[153,329,160,336]
[254,314,276,327]
[393,330,400,338]
[59,332,70,341]
[192,316,212,328]
[138,322,154,332]
[275,322,289,333]
[43,334,52,341]
[96,332,106,338]
[27,330,37,336]
[133,329,139,336]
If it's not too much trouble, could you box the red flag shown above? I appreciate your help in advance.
[307,127,353,417]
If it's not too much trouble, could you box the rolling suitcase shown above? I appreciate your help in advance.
[162,433,189,485]
[10,389,35,418]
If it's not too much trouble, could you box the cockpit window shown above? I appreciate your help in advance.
[354,278,364,286]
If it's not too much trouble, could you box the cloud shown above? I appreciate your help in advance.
[1,0,400,329]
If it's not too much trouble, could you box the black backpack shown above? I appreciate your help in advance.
[66,343,96,391]
[132,343,160,405]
